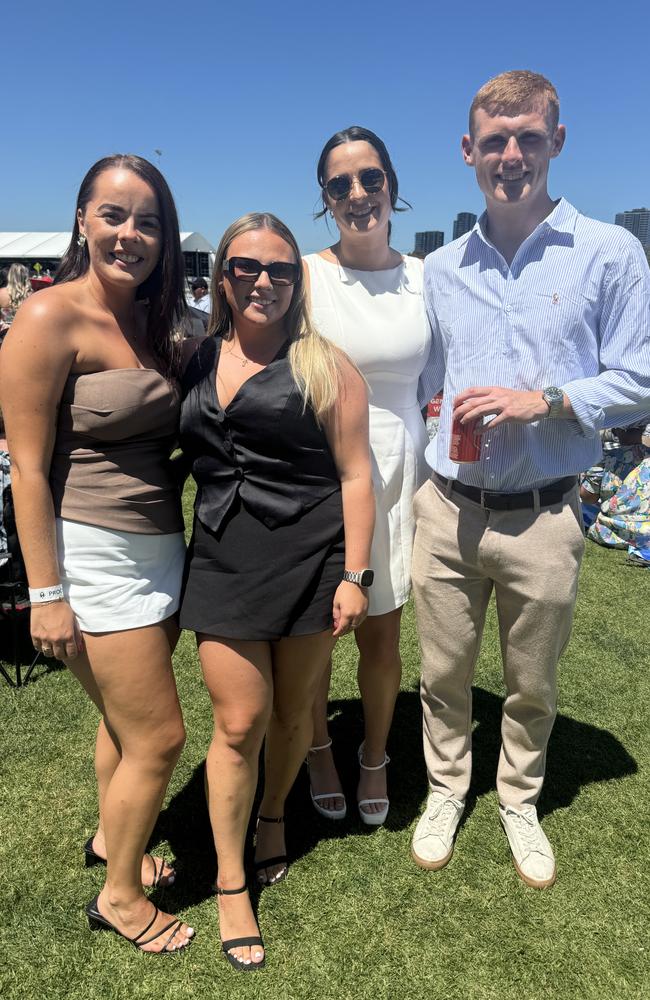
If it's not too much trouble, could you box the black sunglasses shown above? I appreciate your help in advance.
[222,256,300,286]
[324,167,386,202]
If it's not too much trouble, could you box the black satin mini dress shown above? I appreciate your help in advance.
[178,336,344,640]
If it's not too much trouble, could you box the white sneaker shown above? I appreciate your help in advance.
[499,804,556,889]
[411,791,464,870]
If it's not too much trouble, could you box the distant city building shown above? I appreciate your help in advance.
[615,208,650,247]
[453,212,477,240]
[413,230,444,256]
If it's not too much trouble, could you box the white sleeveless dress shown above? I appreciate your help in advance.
[304,253,431,615]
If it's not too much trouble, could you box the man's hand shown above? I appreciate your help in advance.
[453,386,566,431]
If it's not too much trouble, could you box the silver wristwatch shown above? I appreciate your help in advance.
[542,386,564,418]
[343,569,374,587]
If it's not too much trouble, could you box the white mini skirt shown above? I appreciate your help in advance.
[56,518,186,633]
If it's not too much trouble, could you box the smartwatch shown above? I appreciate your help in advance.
[342,569,374,587]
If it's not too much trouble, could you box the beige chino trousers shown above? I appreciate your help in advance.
[411,476,585,808]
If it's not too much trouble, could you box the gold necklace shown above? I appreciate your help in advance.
[224,344,251,367]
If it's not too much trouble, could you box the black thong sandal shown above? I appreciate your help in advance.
[216,884,265,972]
[85,895,191,954]
[253,815,288,886]
[83,837,176,887]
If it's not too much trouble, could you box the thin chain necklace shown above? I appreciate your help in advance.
[224,344,251,367]
[223,335,283,368]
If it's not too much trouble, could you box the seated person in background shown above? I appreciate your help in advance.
[0,263,32,328]
[579,425,649,526]
[188,276,211,314]
[585,456,650,566]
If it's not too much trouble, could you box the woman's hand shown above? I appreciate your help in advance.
[31,601,84,661]
[332,581,368,638]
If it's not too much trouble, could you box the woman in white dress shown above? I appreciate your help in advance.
[304,126,431,825]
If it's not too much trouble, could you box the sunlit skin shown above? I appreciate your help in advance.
[221,230,295,341]
[77,168,162,312]
[216,230,298,412]
[462,106,565,220]
[322,141,398,270]
[0,163,194,952]
[309,139,403,819]
[455,104,574,428]
[188,223,372,965]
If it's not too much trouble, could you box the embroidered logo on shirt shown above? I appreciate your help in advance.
[552,292,560,305]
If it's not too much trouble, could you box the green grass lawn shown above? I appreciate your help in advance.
[1,510,649,1000]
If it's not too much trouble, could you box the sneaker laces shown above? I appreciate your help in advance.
[426,797,459,835]
[503,807,549,858]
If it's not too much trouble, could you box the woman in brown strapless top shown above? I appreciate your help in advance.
[0,155,194,954]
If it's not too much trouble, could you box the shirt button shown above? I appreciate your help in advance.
[216,411,226,424]
[233,468,243,480]
[224,439,233,453]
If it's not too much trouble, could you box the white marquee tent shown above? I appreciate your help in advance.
[0,232,215,275]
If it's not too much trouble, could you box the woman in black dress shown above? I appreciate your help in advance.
[179,213,374,971]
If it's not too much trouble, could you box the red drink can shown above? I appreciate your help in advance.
[449,416,481,463]
[427,393,443,419]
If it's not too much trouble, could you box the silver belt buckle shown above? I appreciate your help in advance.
[480,489,501,510]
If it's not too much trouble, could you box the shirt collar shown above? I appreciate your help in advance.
[473,197,579,248]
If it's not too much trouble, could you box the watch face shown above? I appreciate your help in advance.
[360,569,374,587]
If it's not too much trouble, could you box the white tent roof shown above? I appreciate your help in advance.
[0,232,214,259]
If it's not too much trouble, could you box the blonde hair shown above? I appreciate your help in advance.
[7,263,32,313]
[469,70,560,136]
[210,213,344,420]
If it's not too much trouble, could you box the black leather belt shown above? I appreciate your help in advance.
[433,473,578,511]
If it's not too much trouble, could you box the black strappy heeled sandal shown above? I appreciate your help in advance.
[253,815,288,886]
[216,884,265,972]
[83,837,176,887]
[85,895,192,954]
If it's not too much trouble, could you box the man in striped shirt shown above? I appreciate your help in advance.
[411,70,650,888]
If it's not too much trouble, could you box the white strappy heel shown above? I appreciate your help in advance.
[357,742,390,827]
[306,739,347,821]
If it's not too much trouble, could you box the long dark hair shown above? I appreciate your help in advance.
[55,154,186,377]
[315,126,411,241]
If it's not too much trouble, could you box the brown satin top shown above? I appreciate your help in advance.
[50,369,183,534]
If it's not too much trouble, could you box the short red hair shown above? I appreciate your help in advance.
[469,70,560,136]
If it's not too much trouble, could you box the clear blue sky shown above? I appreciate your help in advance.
[5,0,649,253]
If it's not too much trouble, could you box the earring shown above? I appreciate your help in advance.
[77,233,86,247]
[329,210,334,219]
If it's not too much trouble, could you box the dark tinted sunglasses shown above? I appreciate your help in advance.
[324,167,386,202]
[222,256,300,286]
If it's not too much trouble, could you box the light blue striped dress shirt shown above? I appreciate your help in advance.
[418,198,650,491]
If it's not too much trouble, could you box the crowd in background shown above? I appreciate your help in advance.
[0,66,648,970]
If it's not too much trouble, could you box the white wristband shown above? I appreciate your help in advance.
[29,584,64,604]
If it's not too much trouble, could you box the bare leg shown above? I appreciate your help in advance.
[66,622,193,952]
[307,657,345,814]
[256,630,337,883]
[199,636,272,968]
[355,608,403,815]
[87,619,178,885]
